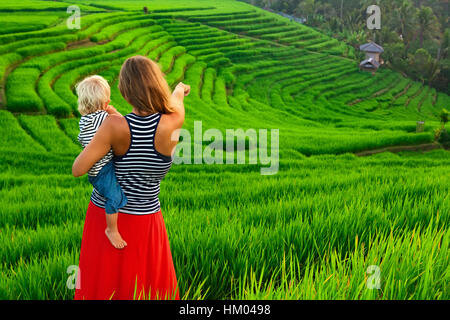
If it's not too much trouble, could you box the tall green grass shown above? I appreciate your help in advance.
[17,115,81,154]
[0,149,448,299]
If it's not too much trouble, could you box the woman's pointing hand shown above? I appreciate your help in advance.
[175,82,190,97]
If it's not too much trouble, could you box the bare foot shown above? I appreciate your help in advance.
[105,228,127,249]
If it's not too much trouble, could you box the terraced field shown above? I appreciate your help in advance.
[0,0,449,300]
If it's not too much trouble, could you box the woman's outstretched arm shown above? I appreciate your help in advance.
[169,82,190,127]
[155,82,190,157]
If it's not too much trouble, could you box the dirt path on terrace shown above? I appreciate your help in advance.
[355,142,443,156]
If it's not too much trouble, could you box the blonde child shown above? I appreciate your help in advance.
[76,75,128,249]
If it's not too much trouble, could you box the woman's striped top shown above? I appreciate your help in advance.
[78,110,113,177]
[90,112,173,215]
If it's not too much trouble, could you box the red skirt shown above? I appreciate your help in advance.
[74,201,180,300]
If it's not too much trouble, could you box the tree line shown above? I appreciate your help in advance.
[242,0,449,94]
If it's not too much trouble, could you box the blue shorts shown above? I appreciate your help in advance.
[88,161,127,214]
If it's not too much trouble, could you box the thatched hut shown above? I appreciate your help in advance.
[359,42,384,73]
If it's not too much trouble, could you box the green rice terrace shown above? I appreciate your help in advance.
[0,0,449,300]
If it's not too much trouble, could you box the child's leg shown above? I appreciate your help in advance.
[105,213,127,249]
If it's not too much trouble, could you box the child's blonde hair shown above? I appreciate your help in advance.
[75,75,110,115]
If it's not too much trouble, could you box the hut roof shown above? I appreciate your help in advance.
[360,57,380,69]
[360,42,384,53]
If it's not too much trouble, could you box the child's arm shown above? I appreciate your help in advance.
[72,124,112,177]
[72,115,121,177]
[105,105,122,116]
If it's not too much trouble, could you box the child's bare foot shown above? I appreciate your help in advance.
[105,228,127,249]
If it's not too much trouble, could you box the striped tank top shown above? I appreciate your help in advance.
[90,112,173,215]
[78,110,113,177]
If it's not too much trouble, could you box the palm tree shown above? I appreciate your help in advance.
[438,29,449,60]
[411,48,441,85]
[394,0,416,44]
[417,6,439,48]
[294,0,318,22]
[427,58,441,86]
[316,1,335,21]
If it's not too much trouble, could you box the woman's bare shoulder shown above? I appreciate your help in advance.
[101,114,128,133]
[100,114,130,154]
[155,113,183,157]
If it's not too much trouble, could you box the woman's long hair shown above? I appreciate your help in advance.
[118,55,174,114]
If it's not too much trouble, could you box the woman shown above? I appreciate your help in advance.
[72,55,190,300]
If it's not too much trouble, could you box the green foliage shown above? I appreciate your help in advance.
[6,67,44,112]
[437,128,450,146]
[166,53,196,86]
[90,17,156,42]
[15,42,67,58]
[0,110,46,153]
[158,46,187,73]
[243,0,448,93]
[0,53,21,79]
[0,145,448,299]
[440,108,449,126]
[58,118,80,144]
[17,115,81,154]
